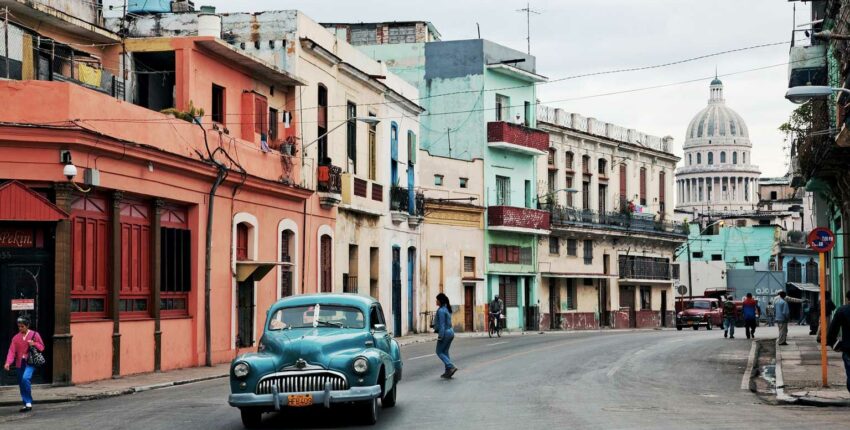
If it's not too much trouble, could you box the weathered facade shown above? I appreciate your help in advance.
[536,105,685,330]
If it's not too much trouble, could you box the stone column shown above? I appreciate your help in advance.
[52,183,74,385]
[110,191,123,378]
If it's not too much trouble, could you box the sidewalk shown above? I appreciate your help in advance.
[775,325,850,406]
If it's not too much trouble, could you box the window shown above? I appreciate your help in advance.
[598,159,607,176]
[688,154,692,165]
[711,254,722,261]
[524,101,531,126]
[368,114,377,180]
[161,217,191,315]
[280,230,294,297]
[692,251,704,258]
[640,287,651,310]
[733,152,738,164]
[743,152,747,164]
[320,234,333,292]
[697,153,702,164]
[787,259,802,283]
[408,131,417,165]
[744,256,760,266]
[120,199,152,316]
[708,152,714,165]
[495,94,510,121]
[317,85,329,164]
[254,94,268,135]
[672,264,680,280]
[71,194,109,319]
[582,181,590,210]
[567,279,577,310]
[434,174,444,186]
[236,223,249,261]
[720,151,726,163]
[347,101,357,173]
[499,276,518,307]
[598,184,608,213]
[583,240,593,265]
[619,164,627,205]
[639,167,647,206]
[547,170,557,194]
[459,177,468,188]
[489,245,531,264]
[212,84,225,124]
[565,151,574,170]
[566,239,577,256]
[659,171,666,213]
[525,180,532,208]
[806,260,818,285]
[463,256,476,275]
[548,148,556,166]
[582,155,591,174]
[549,237,559,255]
[565,176,574,207]
[269,108,279,142]
[496,176,510,206]
[770,191,778,200]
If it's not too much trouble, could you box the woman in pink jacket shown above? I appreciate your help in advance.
[4,317,44,412]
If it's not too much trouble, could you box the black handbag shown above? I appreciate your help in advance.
[25,332,45,368]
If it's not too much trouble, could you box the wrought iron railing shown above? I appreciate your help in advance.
[618,256,672,280]
[390,186,425,216]
[544,205,687,236]
[317,164,342,194]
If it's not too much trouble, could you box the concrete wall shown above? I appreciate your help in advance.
[676,260,728,297]
[682,224,778,269]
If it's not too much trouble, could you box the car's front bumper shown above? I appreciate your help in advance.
[677,317,707,325]
[229,384,381,410]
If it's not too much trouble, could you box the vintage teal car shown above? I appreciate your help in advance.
[228,294,402,427]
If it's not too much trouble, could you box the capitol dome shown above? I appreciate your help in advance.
[675,78,761,215]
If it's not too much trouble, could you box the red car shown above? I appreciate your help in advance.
[676,298,722,330]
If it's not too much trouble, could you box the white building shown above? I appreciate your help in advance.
[675,79,761,217]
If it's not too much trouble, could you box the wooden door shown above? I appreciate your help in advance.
[464,284,474,332]
[619,285,636,328]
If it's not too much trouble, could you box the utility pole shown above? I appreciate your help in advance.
[516,2,541,55]
[686,240,693,301]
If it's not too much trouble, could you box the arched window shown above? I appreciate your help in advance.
[548,147,556,166]
[688,154,692,165]
[280,229,295,297]
[697,153,702,164]
[787,258,802,283]
[806,260,818,285]
[720,151,726,163]
[742,152,747,164]
[732,152,738,164]
[565,151,574,170]
[707,152,714,165]
[598,158,607,176]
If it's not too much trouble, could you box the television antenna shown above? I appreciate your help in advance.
[517,2,542,54]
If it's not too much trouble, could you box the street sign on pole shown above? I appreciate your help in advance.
[677,284,688,296]
[808,227,834,387]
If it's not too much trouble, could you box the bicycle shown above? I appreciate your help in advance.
[488,312,502,338]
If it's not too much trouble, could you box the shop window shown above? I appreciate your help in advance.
[71,194,109,319]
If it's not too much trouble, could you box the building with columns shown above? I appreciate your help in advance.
[675,78,761,218]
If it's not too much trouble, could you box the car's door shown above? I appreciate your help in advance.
[369,304,394,386]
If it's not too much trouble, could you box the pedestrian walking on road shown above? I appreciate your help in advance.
[434,293,457,379]
[742,293,759,339]
[774,291,791,346]
[826,290,850,394]
[4,317,44,413]
[723,295,736,339]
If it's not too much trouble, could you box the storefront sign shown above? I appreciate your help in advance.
[11,299,35,311]
[0,229,34,248]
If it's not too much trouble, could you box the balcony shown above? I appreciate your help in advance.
[317,164,342,208]
[487,206,550,235]
[487,122,549,156]
[390,186,425,226]
[340,174,385,216]
[788,41,827,88]
[547,206,687,238]
[618,256,672,281]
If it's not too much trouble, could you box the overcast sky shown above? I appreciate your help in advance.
[111,0,805,177]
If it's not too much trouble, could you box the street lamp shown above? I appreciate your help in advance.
[536,188,578,207]
[785,86,850,104]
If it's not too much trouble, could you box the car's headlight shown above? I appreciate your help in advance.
[233,362,250,378]
[353,357,369,374]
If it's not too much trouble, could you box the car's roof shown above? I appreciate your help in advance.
[273,293,376,311]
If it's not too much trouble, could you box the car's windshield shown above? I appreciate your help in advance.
[267,304,365,330]
[685,301,711,310]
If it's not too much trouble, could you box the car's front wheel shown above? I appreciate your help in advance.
[676,325,683,331]
[382,381,397,408]
[240,408,262,429]
[692,325,699,330]
[359,397,378,425]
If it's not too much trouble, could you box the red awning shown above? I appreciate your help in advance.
[0,181,69,221]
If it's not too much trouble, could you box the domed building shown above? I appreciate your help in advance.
[675,78,761,216]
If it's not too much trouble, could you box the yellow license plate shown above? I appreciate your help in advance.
[687,321,694,325]
[288,394,313,407]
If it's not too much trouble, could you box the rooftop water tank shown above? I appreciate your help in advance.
[197,13,222,38]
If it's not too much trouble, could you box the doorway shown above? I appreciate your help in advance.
[236,279,254,348]
[619,285,636,328]
[548,278,559,329]
[661,290,668,327]
[0,241,54,385]
[464,284,475,332]
[524,279,536,331]
[391,246,402,337]
[407,247,416,333]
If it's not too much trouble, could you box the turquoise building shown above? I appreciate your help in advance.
[682,224,779,270]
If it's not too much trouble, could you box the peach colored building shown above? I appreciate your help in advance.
[0,3,334,385]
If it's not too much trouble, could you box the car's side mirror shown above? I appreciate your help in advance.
[372,324,386,332]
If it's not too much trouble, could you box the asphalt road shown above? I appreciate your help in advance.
[1,327,848,430]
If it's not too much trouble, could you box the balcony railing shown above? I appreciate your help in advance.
[546,205,687,237]
[487,121,549,155]
[618,257,672,280]
[317,164,342,194]
[487,206,550,233]
[390,186,425,216]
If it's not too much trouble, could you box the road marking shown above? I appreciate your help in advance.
[487,341,508,346]
[606,348,645,378]
[741,340,757,390]
[408,354,436,361]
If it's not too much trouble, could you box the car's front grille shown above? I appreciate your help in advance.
[256,371,349,395]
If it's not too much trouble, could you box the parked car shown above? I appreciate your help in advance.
[228,294,402,427]
[676,298,722,330]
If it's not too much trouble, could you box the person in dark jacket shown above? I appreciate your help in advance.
[434,293,457,379]
[826,290,850,394]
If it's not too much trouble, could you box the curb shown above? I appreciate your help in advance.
[0,374,227,407]
[773,341,850,407]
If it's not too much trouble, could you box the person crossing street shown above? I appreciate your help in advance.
[723,295,736,339]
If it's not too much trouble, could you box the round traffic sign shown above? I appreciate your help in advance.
[808,227,835,253]
[677,284,688,296]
